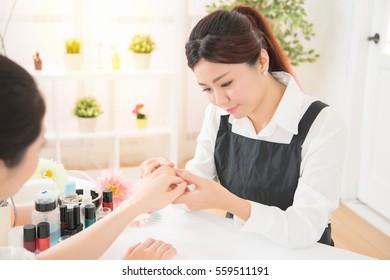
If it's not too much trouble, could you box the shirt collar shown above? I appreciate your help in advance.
[269,71,304,135]
[228,71,304,137]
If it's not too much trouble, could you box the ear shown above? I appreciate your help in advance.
[258,48,269,72]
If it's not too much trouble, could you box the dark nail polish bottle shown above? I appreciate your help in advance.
[23,224,36,253]
[84,204,96,228]
[73,204,83,233]
[60,205,67,237]
[102,190,113,211]
[64,208,77,236]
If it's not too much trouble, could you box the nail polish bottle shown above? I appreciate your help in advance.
[60,205,67,237]
[23,224,36,253]
[73,204,83,233]
[102,190,113,211]
[37,222,50,252]
[84,204,96,228]
[64,208,77,236]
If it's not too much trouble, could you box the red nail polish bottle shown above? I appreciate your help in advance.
[37,222,50,252]
[102,190,113,211]
[23,224,36,253]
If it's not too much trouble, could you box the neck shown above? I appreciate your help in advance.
[249,75,286,134]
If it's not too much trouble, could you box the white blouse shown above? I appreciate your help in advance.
[185,72,347,248]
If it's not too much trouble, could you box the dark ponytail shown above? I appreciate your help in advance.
[0,55,46,168]
[185,5,294,76]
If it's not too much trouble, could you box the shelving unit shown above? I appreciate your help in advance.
[30,67,180,168]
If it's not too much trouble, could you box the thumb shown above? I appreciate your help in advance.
[176,169,203,185]
[170,182,187,199]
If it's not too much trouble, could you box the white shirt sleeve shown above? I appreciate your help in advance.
[235,107,348,248]
[0,246,36,260]
[185,104,220,181]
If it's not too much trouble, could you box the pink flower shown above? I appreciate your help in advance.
[132,103,147,119]
[96,168,133,207]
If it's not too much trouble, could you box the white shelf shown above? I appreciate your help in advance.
[45,127,171,141]
[37,68,179,167]
[29,67,175,81]
[119,127,172,138]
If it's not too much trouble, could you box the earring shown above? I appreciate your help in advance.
[263,71,267,75]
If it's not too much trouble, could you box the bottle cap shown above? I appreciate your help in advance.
[35,190,57,212]
[59,205,67,222]
[64,181,76,197]
[37,222,50,238]
[23,224,36,242]
[102,189,113,202]
[73,204,81,225]
[85,204,96,219]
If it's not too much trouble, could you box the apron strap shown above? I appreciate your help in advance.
[292,100,328,145]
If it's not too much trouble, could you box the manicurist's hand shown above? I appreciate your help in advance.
[129,168,187,213]
[174,169,251,221]
[124,238,177,260]
[173,169,228,211]
[140,157,174,178]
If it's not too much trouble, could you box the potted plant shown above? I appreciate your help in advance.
[73,96,103,132]
[129,34,155,69]
[64,38,83,70]
[207,0,319,66]
[132,103,147,129]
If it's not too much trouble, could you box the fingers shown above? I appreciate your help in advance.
[175,169,203,185]
[125,242,141,255]
[141,158,174,171]
[170,182,188,199]
[142,162,162,178]
[130,238,176,260]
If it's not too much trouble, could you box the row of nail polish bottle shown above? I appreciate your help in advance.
[23,222,50,253]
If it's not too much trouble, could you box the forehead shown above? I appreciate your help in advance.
[193,59,246,82]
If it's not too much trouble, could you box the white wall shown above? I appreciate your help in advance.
[1,0,369,201]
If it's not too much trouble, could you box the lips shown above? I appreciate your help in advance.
[225,105,239,114]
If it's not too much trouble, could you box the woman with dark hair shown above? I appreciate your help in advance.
[0,55,186,259]
[142,5,347,248]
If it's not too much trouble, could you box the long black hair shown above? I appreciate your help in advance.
[0,55,46,168]
[185,5,293,76]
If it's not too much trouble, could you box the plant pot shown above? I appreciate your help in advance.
[64,53,83,70]
[136,118,147,129]
[133,53,151,70]
[78,117,97,133]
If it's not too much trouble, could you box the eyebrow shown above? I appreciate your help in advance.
[198,71,230,86]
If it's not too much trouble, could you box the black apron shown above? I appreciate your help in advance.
[214,100,334,246]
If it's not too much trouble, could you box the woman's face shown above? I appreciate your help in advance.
[0,128,45,200]
[193,57,267,119]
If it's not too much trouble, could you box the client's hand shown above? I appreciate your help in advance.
[130,167,187,213]
[140,157,174,178]
[124,238,177,260]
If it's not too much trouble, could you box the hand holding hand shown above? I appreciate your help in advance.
[173,169,228,211]
[140,157,174,178]
[129,167,187,213]
[124,238,176,260]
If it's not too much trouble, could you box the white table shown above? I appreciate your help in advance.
[101,205,372,260]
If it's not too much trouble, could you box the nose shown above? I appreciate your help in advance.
[214,89,229,106]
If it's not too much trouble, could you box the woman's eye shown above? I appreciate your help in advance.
[202,88,211,93]
[221,81,232,87]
